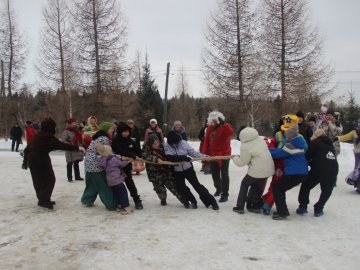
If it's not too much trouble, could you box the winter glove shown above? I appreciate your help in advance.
[185,156,192,162]
[79,146,86,153]
[218,117,225,125]
[332,137,339,142]
[22,161,28,170]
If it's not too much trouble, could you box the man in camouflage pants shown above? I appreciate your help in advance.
[142,134,189,207]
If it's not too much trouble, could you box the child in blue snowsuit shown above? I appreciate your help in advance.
[269,124,308,220]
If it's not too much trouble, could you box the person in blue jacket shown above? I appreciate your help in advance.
[270,124,308,220]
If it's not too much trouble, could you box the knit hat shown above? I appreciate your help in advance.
[167,130,182,145]
[311,128,325,141]
[326,108,335,117]
[284,124,299,140]
[99,122,113,133]
[67,118,76,125]
[41,117,57,134]
[296,111,305,119]
[281,114,299,131]
[116,122,130,134]
[150,119,157,125]
[148,134,160,146]
[26,120,32,125]
[95,143,113,156]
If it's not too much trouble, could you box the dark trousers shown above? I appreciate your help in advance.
[236,174,267,210]
[298,173,336,213]
[30,165,56,203]
[112,183,130,208]
[210,159,230,196]
[11,139,21,152]
[67,161,81,179]
[273,174,307,216]
[124,165,141,203]
[174,168,216,207]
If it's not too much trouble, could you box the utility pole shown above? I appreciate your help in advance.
[163,62,170,133]
[1,60,5,98]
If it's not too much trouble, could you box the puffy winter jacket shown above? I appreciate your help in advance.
[270,135,308,176]
[233,127,274,178]
[97,155,128,186]
[164,140,206,172]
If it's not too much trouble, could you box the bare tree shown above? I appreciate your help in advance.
[36,0,72,93]
[0,0,27,97]
[71,0,127,119]
[261,0,333,112]
[202,0,259,109]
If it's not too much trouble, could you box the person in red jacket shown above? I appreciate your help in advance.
[203,111,234,202]
[25,120,37,145]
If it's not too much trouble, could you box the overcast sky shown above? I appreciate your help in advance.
[9,0,360,103]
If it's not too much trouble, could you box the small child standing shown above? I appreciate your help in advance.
[96,143,133,214]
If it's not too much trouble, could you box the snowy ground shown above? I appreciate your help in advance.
[0,139,358,270]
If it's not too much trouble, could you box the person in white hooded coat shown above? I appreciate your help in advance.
[232,127,275,214]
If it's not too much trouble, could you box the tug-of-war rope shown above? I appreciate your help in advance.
[120,155,235,165]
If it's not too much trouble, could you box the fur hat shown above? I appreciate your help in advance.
[173,120,183,128]
[41,117,56,134]
[148,134,160,146]
[296,111,305,119]
[207,110,225,125]
[67,118,76,125]
[99,122,113,133]
[116,122,130,134]
[95,143,113,156]
[311,128,325,141]
[284,124,299,140]
[127,119,134,124]
[281,114,299,131]
[150,119,157,125]
[167,130,182,145]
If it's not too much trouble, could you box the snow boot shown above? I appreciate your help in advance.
[160,199,167,206]
[135,200,143,210]
[296,207,308,215]
[314,211,324,217]
[219,195,228,203]
[233,207,244,214]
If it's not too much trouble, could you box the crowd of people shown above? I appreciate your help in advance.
[18,106,360,219]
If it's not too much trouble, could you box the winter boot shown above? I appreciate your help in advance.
[75,177,84,181]
[272,211,289,220]
[233,206,244,214]
[184,202,190,209]
[247,208,261,214]
[296,207,308,215]
[214,190,221,197]
[135,200,143,210]
[314,211,324,217]
[219,195,228,203]
[190,202,198,209]
[160,199,167,206]
[38,201,54,210]
[211,201,219,210]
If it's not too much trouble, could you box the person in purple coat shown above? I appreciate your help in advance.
[96,143,133,215]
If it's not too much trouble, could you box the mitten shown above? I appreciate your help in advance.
[218,117,225,125]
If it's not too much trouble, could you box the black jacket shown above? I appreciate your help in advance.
[112,135,142,159]
[299,122,313,146]
[306,135,339,179]
[10,126,23,140]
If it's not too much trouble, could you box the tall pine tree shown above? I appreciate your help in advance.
[136,55,163,131]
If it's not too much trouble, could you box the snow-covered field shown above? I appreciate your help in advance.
[0,139,358,270]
